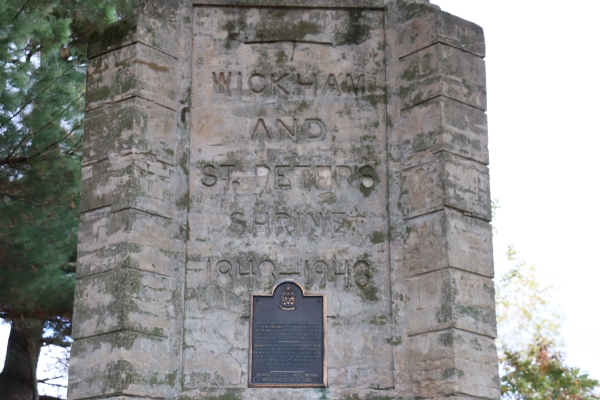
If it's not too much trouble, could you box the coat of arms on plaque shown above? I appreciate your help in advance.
[278,284,298,310]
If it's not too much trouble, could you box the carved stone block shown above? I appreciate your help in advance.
[86,43,177,111]
[80,152,175,217]
[398,43,487,110]
[398,96,489,167]
[404,208,494,278]
[395,4,486,58]
[68,1,498,399]
[83,97,177,165]
[76,208,181,278]
[68,331,170,399]
[401,152,491,220]
[406,268,496,337]
[72,268,171,339]
[408,330,500,399]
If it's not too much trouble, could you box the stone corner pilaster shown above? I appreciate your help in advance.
[387,3,499,399]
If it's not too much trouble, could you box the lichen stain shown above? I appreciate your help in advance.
[336,10,372,45]
[132,58,169,73]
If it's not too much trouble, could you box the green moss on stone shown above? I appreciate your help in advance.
[255,20,321,42]
[296,100,310,113]
[401,61,420,81]
[89,17,137,56]
[357,279,379,303]
[412,92,423,105]
[438,331,454,347]
[205,389,243,400]
[370,231,385,244]
[165,371,177,386]
[442,367,464,379]
[343,394,401,400]
[176,193,189,211]
[151,327,164,336]
[275,49,287,66]
[179,150,189,176]
[104,359,139,392]
[370,314,388,326]
[436,277,458,323]
[436,303,452,324]
[336,10,371,45]
[386,336,403,346]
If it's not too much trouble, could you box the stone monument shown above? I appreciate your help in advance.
[68,0,498,399]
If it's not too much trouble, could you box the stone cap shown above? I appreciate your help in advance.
[88,13,177,59]
[190,0,429,7]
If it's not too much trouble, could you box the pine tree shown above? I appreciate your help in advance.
[0,1,135,398]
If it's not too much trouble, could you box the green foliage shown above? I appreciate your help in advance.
[497,246,599,398]
[502,336,599,399]
[496,245,562,353]
[0,0,136,323]
[0,0,135,396]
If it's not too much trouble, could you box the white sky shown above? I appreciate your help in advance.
[432,0,600,380]
[1,0,599,392]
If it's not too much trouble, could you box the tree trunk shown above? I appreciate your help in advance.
[0,318,44,400]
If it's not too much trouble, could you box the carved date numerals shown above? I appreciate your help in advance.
[212,259,276,287]
[206,257,371,288]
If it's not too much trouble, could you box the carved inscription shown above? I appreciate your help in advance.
[251,117,326,142]
[228,210,363,238]
[188,6,389,390]
[212,71,366,97]
[201,164,378,190]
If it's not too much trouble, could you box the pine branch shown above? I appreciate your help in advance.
[0,61,80,132]
[0,156,29,167]
[1,100,83,171]
[60,265,77,274]
[38,376,66,384]
[12,0,33,22]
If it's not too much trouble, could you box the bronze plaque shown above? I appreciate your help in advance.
[249,280,327,388]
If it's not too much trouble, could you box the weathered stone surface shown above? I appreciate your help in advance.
[408,330,500,399]
[404,208,494,278]
[69,331,170,399]
[88,14,178,59]
[83,97,177,165]
[398,96,489,167]
[398,43,487,110]
[406,268,496,337]
[69,2,186,400]
[68,1,498,399]
[76,208,181,278]
[191,0,429,7]
[98,397,161,400]
[87,43,177,110]
[401,152,491,220]
[182,5,394,393]
[396,3,486,58]
[72,267,170,339]
[80,152,175,217]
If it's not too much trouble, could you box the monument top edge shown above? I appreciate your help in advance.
[188,0,429,8]
[191,0,384,7]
